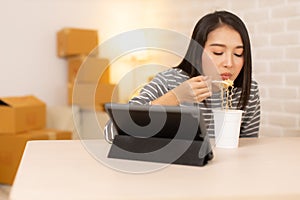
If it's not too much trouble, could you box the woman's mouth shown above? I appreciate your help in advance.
[220,73,232,80]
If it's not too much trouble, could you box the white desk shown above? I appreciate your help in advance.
[10,137,300,200]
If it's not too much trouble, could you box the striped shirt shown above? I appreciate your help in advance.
[104,68,260,142]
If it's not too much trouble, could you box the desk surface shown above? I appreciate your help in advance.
[10,137,300,200]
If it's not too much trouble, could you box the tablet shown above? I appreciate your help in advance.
[105,103,207,141]
[105,103,213,166]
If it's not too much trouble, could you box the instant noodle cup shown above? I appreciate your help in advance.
[212,109,243,148]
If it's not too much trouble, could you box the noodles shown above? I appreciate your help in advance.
[218,79,234,110]
[222,79,234,88]
[229,86,234,108]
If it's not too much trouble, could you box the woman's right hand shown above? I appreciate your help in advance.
[171,76,212,104]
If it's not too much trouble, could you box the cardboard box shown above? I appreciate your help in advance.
[57,28,99,57]
[0,95,46,134]
[0,129,72,185]
[68,56,110,84]
[68,83,119,111]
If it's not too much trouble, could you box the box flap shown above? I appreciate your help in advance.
[0,99,10,106]
[0,96,45,108]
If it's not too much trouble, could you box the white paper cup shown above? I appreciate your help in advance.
[212,109,243,148]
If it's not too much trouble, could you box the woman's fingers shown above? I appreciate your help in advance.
[172,75,212,103]
[188,76,210,90]
[197,91,212,102]
[189,75,208,83]
[193,87,212,101]
[188,76,212,102]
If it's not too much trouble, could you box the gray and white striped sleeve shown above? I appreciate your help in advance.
[103,120,117,143]
[129,72,169,105]
[240,80,261,137]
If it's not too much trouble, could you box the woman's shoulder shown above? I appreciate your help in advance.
[249,79,260,98]
[250,79,259,90]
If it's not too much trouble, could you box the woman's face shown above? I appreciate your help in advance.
[202,25,244,81]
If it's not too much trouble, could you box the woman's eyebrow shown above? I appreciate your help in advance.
[209,44,244,49]
[209,43,225,47]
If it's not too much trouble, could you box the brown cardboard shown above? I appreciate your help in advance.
[57,28,99,57]
[0,129,72,185]
[68,56,110,84]
[0,95,46,134]
[68,83,73,105]
[68,83,119,111]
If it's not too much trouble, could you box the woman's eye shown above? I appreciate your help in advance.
[213,52,223,56]
[234,53,243,57]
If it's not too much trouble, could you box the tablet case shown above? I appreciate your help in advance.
[108,135,213,166]
[105,103,214,167]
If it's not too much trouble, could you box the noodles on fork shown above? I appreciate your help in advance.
[215,79,234,110]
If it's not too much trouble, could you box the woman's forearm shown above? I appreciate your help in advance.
[150,91,179,106]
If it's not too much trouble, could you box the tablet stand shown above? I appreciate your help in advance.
[108,135,213,167]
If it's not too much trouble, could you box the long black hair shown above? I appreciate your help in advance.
[175,10,252,110]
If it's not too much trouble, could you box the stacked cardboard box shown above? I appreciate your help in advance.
[0,95,72,185]
[67,56,110,84]
[57,28,118,111]
[57,28,99,57]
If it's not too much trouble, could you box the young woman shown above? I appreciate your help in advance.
[104,10,260,142]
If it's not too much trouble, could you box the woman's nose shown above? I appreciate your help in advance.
[223,54,233,68]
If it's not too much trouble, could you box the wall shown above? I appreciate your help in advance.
[1,0,299,136]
